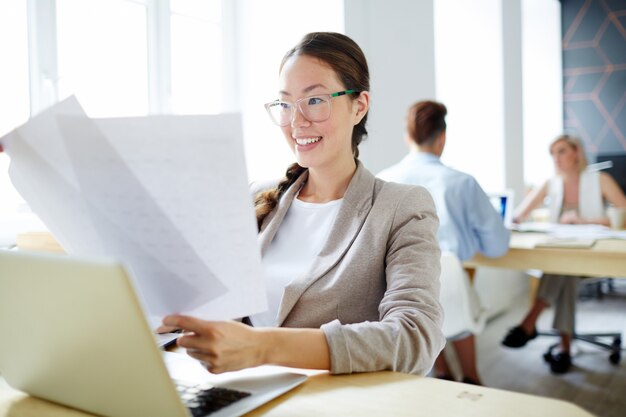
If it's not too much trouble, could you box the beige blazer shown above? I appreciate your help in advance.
[255,162,444,375]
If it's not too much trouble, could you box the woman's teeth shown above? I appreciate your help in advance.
[295,137,321,145]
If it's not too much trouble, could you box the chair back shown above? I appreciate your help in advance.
[439,251,488,339]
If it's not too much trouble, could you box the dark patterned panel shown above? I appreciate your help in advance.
[568,0,608,43]
[562,0,626,157]
[568,72,606,94]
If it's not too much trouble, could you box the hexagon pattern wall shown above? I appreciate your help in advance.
[562,0,626,157]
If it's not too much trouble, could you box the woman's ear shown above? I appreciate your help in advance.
[353,91,370,125]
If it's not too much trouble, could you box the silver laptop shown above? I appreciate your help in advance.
[0,250,306,417]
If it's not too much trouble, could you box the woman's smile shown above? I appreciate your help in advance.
[293,135,322,150]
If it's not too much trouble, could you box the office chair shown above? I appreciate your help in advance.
[595,152,626,194]
[540,331,621,366]
[439,252,488,339]
[538,275,622,366]
[578,277,616,300]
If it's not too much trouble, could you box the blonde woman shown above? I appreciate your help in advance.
[502,135,626,373]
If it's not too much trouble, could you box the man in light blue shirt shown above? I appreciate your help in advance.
[378,100,510,385]
[378,152,510,261]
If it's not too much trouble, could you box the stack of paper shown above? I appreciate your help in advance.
[515,222,626,240]
[0,97,267,327]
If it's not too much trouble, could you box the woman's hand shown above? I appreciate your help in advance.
[162,315,269,374]
[155,324,180,334]
[559,210,581,224]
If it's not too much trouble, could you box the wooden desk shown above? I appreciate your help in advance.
[465,232,626,277]
[0,371,594,417]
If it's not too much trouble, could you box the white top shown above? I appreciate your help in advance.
[547,168,604,222]
[250,196,343,327]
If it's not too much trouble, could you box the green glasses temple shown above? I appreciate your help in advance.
[330,89,357,97]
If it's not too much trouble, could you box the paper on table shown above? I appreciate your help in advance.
[514,222,626,240]
[2,97,267,326]
[534,238,596,249]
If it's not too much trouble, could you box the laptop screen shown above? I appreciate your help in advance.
[488,190,514,228]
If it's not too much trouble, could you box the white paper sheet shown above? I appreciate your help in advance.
[514,222,626,240]
[1,97,267,326]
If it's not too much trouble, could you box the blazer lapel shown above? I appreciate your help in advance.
[257,171,309,256]
[276,162,376,326]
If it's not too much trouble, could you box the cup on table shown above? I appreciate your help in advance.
[607,206,626,230]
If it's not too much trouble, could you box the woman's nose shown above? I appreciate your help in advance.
[291,107,311,127]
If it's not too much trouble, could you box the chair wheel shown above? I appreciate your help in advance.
[609,352,621,365]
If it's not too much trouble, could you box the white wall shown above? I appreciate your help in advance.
[344,0,436,175]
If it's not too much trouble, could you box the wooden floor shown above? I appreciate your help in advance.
[468,280,626,417]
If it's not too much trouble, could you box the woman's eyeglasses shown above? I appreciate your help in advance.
[264,90,358,127]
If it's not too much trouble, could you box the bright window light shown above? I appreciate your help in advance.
[170,0,223,114]
[435,0,505,193]
[522,0,563,188]
[0,0,30,214]
[56,0,149,117]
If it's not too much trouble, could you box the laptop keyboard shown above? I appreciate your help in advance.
[175,380,251,416]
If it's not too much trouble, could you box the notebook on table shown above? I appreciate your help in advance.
[0,250,306,417]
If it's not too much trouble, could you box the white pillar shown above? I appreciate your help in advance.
[502,0,525,201]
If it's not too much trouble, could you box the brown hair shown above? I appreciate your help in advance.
[254,32,370,230]
[406,100,447,146]
[549,134,588,172]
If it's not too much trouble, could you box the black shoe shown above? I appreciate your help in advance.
[545,352,572,374]
[502,326,538,348]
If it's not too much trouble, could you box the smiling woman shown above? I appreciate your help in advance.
[163,32,445,376]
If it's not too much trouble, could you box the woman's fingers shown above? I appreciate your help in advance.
[155,324,179,334]
[160,317,266,373]
[177,332,213,350]
[163,314,211,333]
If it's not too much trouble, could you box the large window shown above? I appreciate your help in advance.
[170,0,223,114]
[435,0,505,194]
[0,0,30,214]
[0,0,225,217]
[56,0,224,117]
[0,0,345,220]
[522,0,563,188]
[57,0,150,117]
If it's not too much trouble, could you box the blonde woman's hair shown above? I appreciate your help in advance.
[549,134,588,172]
